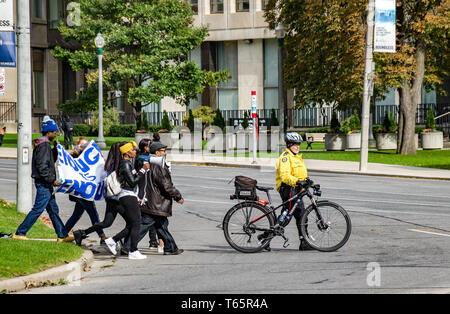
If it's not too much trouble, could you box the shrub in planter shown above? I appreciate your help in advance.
[341,110,361,150]
[375,113,398,150]
[324,111,346,151]
[110,124,137,137]
[73,124,92,137]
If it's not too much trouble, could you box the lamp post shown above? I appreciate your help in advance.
[275,22,286,153]
[95,33,106,149]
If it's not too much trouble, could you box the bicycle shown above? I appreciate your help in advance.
[222,177,351,253]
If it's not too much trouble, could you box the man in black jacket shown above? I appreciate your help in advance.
[13,118,73,242]
[124,141,184,255]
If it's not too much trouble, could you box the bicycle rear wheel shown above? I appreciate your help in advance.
[223,201,275,253]
[300,201,351,252]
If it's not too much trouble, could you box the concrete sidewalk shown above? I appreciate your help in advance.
[1,146,449,180]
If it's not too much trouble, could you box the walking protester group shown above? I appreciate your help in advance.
[12,116,185,260]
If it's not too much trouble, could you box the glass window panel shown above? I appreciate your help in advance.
[236,0,250,12]
[189,0,198,14]
[264,88,278,110]
[264,39,278,87]
[375,87,396,105]
[211,0,224,14]
[218,41,238,88]
[33,72,45,109]
[32,0,44,19]
[422,87,436,104]
[219,90,238,110]
[48,0,64,29]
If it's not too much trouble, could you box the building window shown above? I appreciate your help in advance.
[32,49,45,109]
[236,0,250,12]
[32,0,45,20]
[217,41,238,110]
[211,0,224,14]
[261,0,269,10]
[48,0,64,29]
[189,47,202,109]
[189,0,198,15]
[264,39,278,110]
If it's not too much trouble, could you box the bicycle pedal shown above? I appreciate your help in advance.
[283,240,290,248]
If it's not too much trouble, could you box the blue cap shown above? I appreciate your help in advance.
[41,119,59,133]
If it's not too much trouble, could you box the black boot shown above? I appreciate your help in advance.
[74,230,87,246]
[299,239,314,251]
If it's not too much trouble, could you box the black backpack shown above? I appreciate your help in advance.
[231,175,258,201]
[65,120,74,132]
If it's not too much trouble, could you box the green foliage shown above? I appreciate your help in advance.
[426,107,435,130]
[161,110,172,131]
[329,111,340,133]
[186,109,195,132]
[52,0,229,127]
[213,109,226,131]
[140,113,149,131]
[242,111,249,130]
[91,106,120,136]
[269,109,279,127]
[192,106,215,125]
[73,124,93,136]
[109,124,137,137]
[339,110,360,133]
[378,112,397,133]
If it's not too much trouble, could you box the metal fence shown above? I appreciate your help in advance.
[0,102,17,122]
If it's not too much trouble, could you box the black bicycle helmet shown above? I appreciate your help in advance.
[285,132,303,147]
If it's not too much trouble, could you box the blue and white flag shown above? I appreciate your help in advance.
[55,140,108,201]
[374,0,396,53]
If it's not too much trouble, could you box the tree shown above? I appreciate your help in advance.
[426,107,436,130]
[242,111,249,130]
[212,108,226,131]
[265,0,450,155]
[185,109,195,132]
[52,0,229,128]
[269,108,279,127]
[161,110,172,131]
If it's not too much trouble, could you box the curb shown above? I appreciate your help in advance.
[170,160,450,181]
[0,249,94,293]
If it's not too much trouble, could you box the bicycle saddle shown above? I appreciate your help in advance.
[256,186,274,192]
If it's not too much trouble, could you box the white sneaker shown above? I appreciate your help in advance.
[128,250,147,260]
[157,245,164,254]
[105,237,117,255]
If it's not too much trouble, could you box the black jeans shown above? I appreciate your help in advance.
[124,213,179,253]
[84,198,124,236]
[279,184,307,239]
[64,131,73,150]
[0,134,3,147]
[113,196,141,252]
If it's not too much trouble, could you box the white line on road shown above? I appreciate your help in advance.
[0,178,16,183]
[408,229,450,237]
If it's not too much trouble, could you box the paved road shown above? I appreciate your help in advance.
[1,159,450,294]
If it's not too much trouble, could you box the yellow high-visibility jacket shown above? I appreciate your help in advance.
[275,148,308,192]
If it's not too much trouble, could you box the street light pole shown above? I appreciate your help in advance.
[16,0,33,213]
[360,0,375,172]
[276,22,286,153]
[95,33,106,149]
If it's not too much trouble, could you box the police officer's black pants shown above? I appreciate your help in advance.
[279,184,307,239]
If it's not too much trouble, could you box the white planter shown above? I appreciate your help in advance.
[346,133,361,150]
[324,133,346,151]
[375,133,397,150]
[421,131,443,150]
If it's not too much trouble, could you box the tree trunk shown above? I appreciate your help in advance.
[396,41,425,155]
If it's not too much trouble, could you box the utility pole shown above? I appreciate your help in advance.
[16,0,33,213]
[360,0,375,172]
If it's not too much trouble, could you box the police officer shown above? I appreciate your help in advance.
[275,132,313,251]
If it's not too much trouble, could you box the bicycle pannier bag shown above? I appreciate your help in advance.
[105,171,122,196]
[233,175,258,200]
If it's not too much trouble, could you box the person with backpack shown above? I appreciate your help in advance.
[13,118,74,242]
[62,114,74,150]
[64,137,106,244]
[103,141,150,260]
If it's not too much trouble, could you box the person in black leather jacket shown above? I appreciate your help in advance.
[103,141,150,260]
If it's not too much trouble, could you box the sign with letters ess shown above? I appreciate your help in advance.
[56,140,108,201]
[0,0,14,32]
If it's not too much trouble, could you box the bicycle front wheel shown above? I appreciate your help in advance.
[223,202,275,253]
[300,201,351,252]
